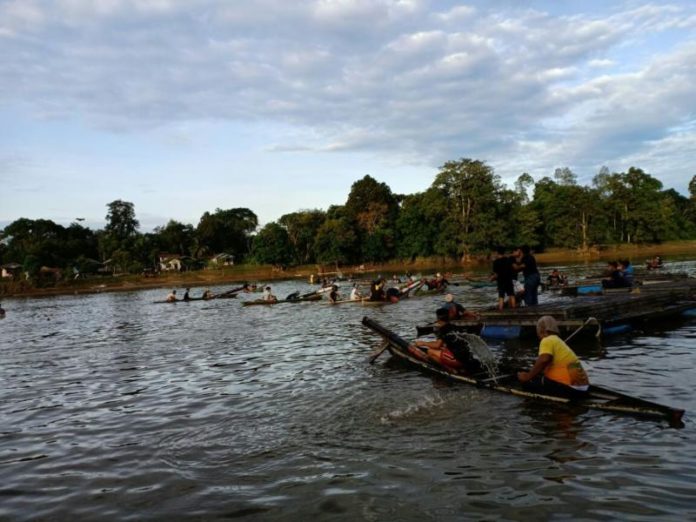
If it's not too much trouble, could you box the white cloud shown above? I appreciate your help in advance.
[1,0,695,203]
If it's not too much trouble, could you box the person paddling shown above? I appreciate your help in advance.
[263,286,277,302]
[0,303,5,318]
[166,290,178,302]
[408,308,484,375]
[183,288,191,301]
[444,294,479,320]
[350,284,363,301]
[517,316,589,397]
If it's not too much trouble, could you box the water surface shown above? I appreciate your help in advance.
[1,261,695,520]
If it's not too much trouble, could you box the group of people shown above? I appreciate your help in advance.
[166,282,259,302]
[601,259,634,289]
[490,245,540,310]
[423,273,449,291]
[364,276,402,303]
[411,309,589,397]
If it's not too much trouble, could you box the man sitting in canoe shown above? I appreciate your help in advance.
[444,294,479,320]
[425,273,448,291]
[369,277,386,301]
[546,269,567,287]
[166,289,178,302]
[350,284,363,301]
[409,308,484,375]
[263,286,277,302]
[517,316,589,396]
[183,288,191,301]
[328,285,340,303]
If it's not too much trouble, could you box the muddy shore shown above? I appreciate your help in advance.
[3,241,695,299]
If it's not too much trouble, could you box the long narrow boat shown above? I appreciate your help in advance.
[242,294,323,306]
[362,317,685,427]
[153,294,238,304]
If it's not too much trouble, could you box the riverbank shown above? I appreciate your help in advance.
[3,240,695,299]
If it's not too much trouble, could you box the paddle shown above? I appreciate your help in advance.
[216,283,249,297]
[368,340,390,364]
[565,317,599,342]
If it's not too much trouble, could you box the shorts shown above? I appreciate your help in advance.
[497,280,515,298]
[439,348,463,370]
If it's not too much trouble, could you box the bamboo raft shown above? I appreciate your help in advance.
[418,280,696,339]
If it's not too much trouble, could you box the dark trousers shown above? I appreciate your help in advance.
[521,376,588,400]
[523,272,540,306]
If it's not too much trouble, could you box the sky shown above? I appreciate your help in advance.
[1,0,695,231]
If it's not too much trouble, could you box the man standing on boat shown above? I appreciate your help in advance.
[517,316,589,396]
[515,245,540,306]
[491,247,516,310]
[409,308,484,375]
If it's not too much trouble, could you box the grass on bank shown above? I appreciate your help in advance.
[3,240,696,298]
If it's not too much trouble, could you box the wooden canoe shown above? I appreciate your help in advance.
[242,294,323,306]
[362,317,685,427]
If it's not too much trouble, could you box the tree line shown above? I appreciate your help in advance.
[2,159,695,277]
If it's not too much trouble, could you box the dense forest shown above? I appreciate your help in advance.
[2,159,696,277]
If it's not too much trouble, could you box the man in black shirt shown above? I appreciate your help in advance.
[515,245,540,306]
[491,247,516,310]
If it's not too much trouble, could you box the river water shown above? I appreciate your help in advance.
[1,261,696,521]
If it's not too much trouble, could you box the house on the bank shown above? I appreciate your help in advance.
[1,263,22,279]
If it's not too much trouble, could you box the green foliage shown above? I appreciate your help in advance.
[196,208,258,259]
[431,158,503,257]
[2,162,693,275]
[154,220,196,256]
[251,223,294,266]
[314,218,358,265]
[279,210,326,264]
[395,192,438,260]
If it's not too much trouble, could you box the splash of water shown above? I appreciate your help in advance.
[450,331,499,380]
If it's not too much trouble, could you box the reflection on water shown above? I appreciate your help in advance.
[1,262,695,520]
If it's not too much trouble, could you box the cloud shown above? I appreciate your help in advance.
[1,0,695,194]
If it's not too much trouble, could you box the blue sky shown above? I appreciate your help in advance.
[1,0,695,230]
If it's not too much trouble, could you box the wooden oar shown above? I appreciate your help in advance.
[368,340,390,364]
[216,284,248,298]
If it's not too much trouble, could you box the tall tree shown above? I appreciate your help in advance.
[344,175,399,260]
[154,220,196,256]
[313,218,358,265]
[196,208,258,259]
[105,200,139,243]
[395,191,439,260]
[251,223,294,266]
[278,210,326,265]
[430,158,502,258]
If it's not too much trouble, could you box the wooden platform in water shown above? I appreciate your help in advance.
[556,273,691,296]
[418,279,696,339]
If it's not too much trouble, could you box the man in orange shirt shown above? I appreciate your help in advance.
[517,316,589,396]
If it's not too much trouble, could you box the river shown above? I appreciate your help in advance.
[1,260,695,521]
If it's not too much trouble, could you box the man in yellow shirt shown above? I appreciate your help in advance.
[517,316,589,396]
